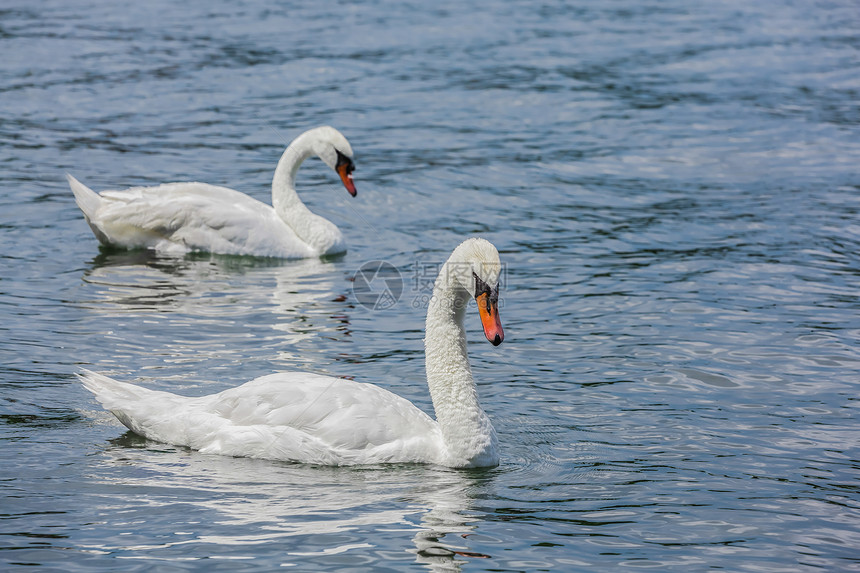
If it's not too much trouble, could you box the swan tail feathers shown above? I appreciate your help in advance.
[67,174,102,219]
[79,369,197,442]
[67,174,118,245]
[78,369,157,410]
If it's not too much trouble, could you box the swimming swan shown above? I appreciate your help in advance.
[80,238,506,468]
[67,126,357,258]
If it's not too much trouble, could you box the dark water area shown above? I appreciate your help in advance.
[2,0,860,570]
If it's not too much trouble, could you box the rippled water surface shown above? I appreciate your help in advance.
[3,0,860,570]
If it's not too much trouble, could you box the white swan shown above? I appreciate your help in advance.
[80,237,506,468]
[67,126,357,258]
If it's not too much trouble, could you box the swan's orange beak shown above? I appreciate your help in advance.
[336,163,357,197]
[477,291,504,346]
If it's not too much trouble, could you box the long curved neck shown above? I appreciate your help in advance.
[271,133,342,255]
[424,263,498,467]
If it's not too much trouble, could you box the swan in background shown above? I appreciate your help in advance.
[67,126,357,258]
[80,238,506,468]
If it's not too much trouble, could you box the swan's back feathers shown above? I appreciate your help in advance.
[69,181,314,257]
[80,371,442,465]
[209,373,439,451]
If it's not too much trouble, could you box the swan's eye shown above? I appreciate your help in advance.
[473,272,492,299]
[336,150,354,174]
[335,150,357,196]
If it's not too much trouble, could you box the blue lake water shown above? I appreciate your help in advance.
[3,0,860,570]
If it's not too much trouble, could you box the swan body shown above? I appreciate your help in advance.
[68,126,357,258]
[81,238,506,468]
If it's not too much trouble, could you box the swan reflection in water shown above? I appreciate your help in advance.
[87,434,493,571]
[77,250,353,377]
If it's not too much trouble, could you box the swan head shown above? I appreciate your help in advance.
[309,126,357,196]
[447,238,505,346]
